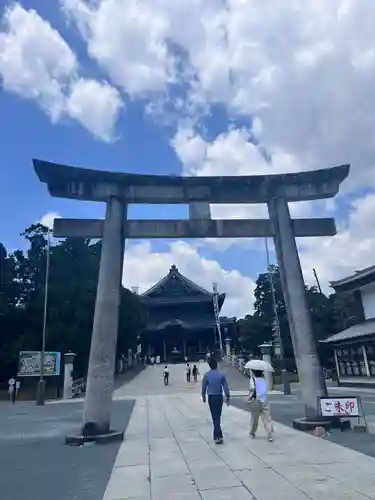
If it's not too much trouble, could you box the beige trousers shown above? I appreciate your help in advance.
[249,400,272,436]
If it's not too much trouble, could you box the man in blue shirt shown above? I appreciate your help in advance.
[202,358,230,444]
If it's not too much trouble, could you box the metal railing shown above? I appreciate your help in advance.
[72,377,86,398]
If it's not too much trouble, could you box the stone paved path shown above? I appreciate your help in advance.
[114,361,209,398]
[104,368,375,500]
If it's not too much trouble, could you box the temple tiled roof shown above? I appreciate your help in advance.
[320,318,375,344]
[330,265,375,293]
[144,316,236,332]
[141,265,222,300]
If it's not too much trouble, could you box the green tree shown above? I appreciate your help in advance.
[118,288,145,356]
[249,266,340,369]
[0,225,145,382]
[0,243,27,378]
[253,266,294,361]
[329,292,359,332]
[237,314,270,355]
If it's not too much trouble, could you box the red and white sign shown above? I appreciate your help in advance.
[320,397,359,417]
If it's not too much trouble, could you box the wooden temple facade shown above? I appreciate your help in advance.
[139,265,236,362]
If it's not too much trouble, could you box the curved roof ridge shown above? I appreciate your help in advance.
[141,264,213,297]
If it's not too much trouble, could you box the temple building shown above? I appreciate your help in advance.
[139,265,237,362]
[322,266,375,387]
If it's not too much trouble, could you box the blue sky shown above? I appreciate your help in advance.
[2,1,375,317]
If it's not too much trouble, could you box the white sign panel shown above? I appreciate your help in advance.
[18,351,61,377]
[319,397,359,417]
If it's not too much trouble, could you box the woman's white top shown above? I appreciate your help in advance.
[249,376,268,403]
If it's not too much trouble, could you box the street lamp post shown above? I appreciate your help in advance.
[259,342,273,390]
[212,281,223,357]
[36,230,51,406]
[264,238,290,395]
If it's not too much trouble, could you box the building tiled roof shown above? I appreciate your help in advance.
[141,265,215,298]
[320,318,375,344]
[330,265,375,290]
[144,316,236,332]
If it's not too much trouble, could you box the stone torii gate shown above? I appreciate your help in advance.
[33,159,349,437]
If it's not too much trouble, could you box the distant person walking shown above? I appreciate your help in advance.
[163,365,169,386]
[248,370,273,442]
[202,358,230,444]
[186,363,191,383]
[192,364,199,382]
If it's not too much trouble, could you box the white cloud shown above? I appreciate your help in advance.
[61,0,176,97]
[173,125,333,227]
[62,0,375,192]
[39,211,62,229]
[4,0,375,300]
[122,240,255,317]
[66,78,123,142]
[0,3,122,140]
[173,126,271,177]
[0,3,76,120]
[122,195,375,315]
[299,193,375,290]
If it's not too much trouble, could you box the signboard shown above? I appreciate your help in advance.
[18,351,61,377]
[319,397,359,417]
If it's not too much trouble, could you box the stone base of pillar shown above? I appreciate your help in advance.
[65,430,124,446]
[293,417,351,432]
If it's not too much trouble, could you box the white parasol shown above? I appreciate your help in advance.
[244,359,274,372]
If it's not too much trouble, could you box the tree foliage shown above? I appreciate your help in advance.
[0,225,145,382]
[236,265,359,368]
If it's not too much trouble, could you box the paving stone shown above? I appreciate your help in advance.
[200,486,256,500]
[151,473,198,500]
[104,365,375,500]
[315,463,375,499]
[193,464,242,490]
[103,465,150,500]
[276,464,372,500]
[115,441,149,467]
[215,446,270,471]
[150,458,190,478]
[236,468,311,500]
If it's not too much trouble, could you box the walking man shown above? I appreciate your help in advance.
[202,358,230,444]
[248,369,273,441]
[163,365,169,386]
[186,363,191,383]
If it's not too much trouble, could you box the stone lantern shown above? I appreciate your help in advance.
[63,351,76,400]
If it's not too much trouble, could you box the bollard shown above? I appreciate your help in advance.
[282,370,291,395]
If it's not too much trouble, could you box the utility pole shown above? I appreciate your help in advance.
[312,268,322,294]
[36,230,51,406]
[212,282,223,355]
[264,238,290,395]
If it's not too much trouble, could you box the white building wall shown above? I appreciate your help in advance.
[360,283,375,319]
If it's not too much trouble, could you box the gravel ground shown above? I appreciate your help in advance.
[0,399,135,500]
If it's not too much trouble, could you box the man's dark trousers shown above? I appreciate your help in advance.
[208,395,224,440]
